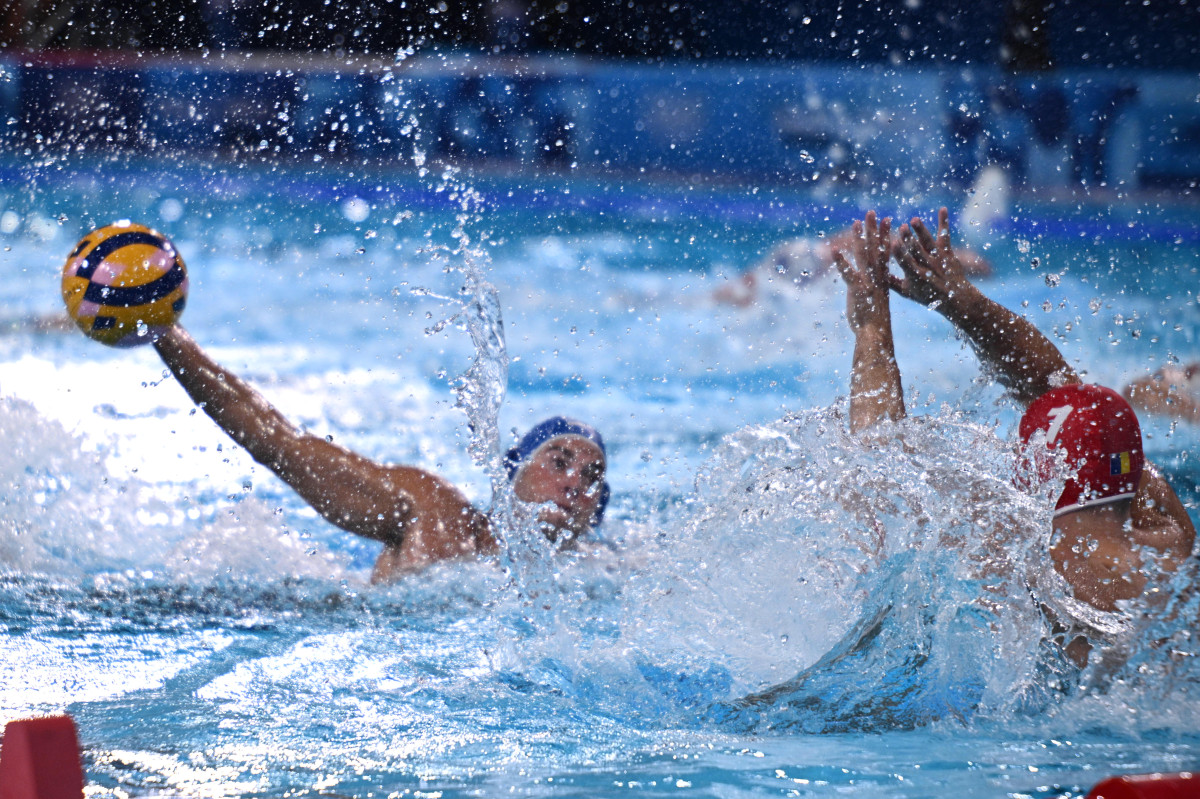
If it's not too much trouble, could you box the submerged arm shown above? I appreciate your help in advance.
[1053,473,1195,614]
[153,327,491,569]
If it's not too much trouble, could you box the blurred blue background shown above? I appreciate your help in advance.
[1,0,1197,193]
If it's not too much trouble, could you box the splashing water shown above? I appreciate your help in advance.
[0,161,1197,795]
[412,199,569,610]
[0,392,352,586]
[419,215,509,476]
[448,226,509,478]
[484,401,1200,744]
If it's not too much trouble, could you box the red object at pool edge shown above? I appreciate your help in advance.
[0,715,85,799]
[1087,772,1199,799]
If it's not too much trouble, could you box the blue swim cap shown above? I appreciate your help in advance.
[504,416,610,525]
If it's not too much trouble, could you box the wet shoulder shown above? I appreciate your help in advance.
[1131,464,1195,561]
[1133,463,1195,528]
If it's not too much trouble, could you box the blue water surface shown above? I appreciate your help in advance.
[0,154,1198,798]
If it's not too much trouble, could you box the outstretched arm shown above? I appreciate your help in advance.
[833,211,905,434]
[153,327,492,576]
[891,207,1077,405]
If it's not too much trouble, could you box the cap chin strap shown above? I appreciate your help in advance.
[1052,491,1136,519]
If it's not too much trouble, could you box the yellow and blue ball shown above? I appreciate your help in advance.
[61,222,188,347]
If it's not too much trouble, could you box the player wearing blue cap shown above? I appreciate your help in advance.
[152,327,608,582]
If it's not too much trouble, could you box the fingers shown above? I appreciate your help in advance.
[883,211,963,308]
[855,211,893,270]
[893,224,919,269]
[832,248,854,283]
[937,206,952,250]
[909,215,938,255]
[905,208,954,257]
[887,272,910,298]
[892,226,931,289]
[876,216,892,261]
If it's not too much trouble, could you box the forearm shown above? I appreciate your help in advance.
[153,326,304,471]
[152,327,482,553]
[939,286,1077,406]
[849,322,905,434]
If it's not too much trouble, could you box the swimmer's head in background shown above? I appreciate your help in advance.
[505,416,610,524]
[1018,384,1144,518]
[767,238,826,287]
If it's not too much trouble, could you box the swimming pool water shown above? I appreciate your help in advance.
[0,155,1198,797]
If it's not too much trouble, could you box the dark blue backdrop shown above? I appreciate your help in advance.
[3,51,1196,192]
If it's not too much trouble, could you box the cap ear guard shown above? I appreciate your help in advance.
[1017,384,1144,517]
[503,445,523,481]
[590,479,611,527]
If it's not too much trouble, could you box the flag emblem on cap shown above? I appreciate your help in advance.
[1110,451,1133,475]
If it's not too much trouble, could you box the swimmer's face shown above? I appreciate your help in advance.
[512,435,606,541]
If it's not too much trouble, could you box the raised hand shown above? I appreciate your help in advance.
[833,210,893,332]
[890,206,976,312]
[833,211,905,434]
[889,206,1076,404]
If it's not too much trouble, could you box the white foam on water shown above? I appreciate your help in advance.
[0,170,1197,794]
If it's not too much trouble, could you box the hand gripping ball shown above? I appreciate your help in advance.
[61,222,188,347]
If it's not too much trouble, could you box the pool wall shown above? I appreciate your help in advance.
[1,51,1198,193]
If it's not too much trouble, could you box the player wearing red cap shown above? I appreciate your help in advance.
[1017,384,1145,518]
[834,208,1195,666]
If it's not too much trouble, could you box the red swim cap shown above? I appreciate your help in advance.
[1018,384,1144,517]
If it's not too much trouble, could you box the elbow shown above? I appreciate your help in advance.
[372,507,414,547]
[324,499,416,548]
